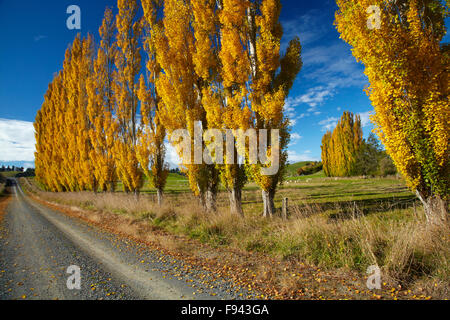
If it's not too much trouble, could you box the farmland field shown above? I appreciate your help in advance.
[118,171,415,217]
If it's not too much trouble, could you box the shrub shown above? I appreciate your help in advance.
[297,162,323,176]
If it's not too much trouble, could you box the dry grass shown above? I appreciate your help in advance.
[21,177,449,299]
[0,187,12,223]
[0,173,6,196]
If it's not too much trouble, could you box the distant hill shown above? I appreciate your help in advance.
[285,161,315,176]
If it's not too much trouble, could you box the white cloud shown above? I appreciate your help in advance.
[284,104,297,120]
[288,150,319,163]
[318,112,372,132]
[285,86,336,125]
[285,86,335,110]
[358,111,373,127]
[318,117,339,132]
[164,141,182,169]
[280,10,370,126]
[284,85,335,124]
[302,43,368,89]
[281,10,328,50]
[289,132,302,147]
[0,119,36,162]
[21,162,35,169]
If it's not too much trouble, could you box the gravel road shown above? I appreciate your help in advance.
[0,180,249,300]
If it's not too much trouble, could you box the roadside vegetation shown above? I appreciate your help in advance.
[0,173,6,196]
[0,173,12,223]
[21,173,449,299]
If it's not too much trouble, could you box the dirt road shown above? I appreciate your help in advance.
[0,180,245,300]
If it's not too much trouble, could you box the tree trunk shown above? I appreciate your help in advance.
[92,176,98,194]
[198,191,206,211]
[415,191,448,225]
[229,187,243,216]
[134,189,139,202]
[157,188,163,206]
[205,188,217,212]
[262,189,275,218]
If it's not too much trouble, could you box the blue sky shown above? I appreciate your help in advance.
[0,0,448,168]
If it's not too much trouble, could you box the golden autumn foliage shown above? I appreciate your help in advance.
[151,0,221,211]
[321,112,363,177]
[137,0,169,205]
[35,0,302,217]
[216,0,252,215]
[114,0,144,195]
[245,0,302,217]
[87,7,118,192]
[35,35,95,192]
[335,0,449,223]
[149,0,301,215]
[35,73,61,191]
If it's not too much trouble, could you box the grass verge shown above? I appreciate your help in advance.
[20,177,449,299]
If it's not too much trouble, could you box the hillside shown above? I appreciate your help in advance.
[285,161,315,176]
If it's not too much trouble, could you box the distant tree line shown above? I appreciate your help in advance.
[16,168,36,178]
[353,133,397,177]
[0,166,36,177]
[321,112,397,178]
[0,165,24,172]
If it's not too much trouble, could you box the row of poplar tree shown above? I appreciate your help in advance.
[34,0,302,216]
[321,112,363,177]
[320,111,397,178]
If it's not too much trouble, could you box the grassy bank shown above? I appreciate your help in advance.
[0,173,7,196]
[21,176,449,298]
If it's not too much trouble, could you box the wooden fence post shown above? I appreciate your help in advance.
[282,198,288,220]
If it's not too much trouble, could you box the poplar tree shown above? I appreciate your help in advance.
[152,0,220,211]
[138,0,169,206]
[114,0,144,196]
[187,0,252,215]
[321,112,363,177]
[87,7,118,192]
[63,36,83,191]
[321,131,332,177]
[35,76,62,191]
[59,35,95,191]
[246,0,302,217]
[335,0,449,224]
[78,35,95,191]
